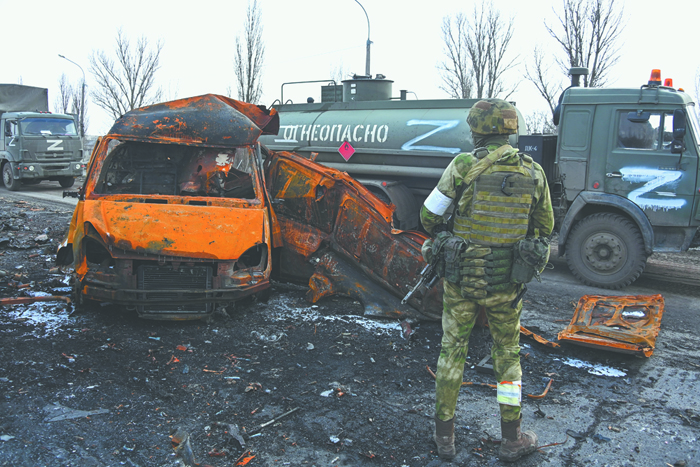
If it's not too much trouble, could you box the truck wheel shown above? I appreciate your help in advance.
[59,177,75,188]
[2,163,20,191]
[565,213,647,289]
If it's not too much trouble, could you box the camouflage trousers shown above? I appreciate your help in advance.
[435,279,523,423]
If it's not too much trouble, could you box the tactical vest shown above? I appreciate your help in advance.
[453,151,537,247]
[453,149,538,299]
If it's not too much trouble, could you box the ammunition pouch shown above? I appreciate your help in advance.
[422,232,468,283]
[510,237,551,284]
[433,231,453,258]
[459,246,513,299]
[443,236,468,283]
[433,231,452,278]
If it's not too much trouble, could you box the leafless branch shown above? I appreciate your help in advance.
[54,74,73,114]
[438,1,518,99]
[438,13,473,99]
[525,110,558,134]
[525,46,563,115]
[88,28,163,120]
[70,81,89,135]
[235,0,265,104]
[545,0,625,88]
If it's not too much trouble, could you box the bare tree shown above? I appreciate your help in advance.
[54,73,73,114]
[525,110,558,134]
[70,81,89,135]
[471,1,518,99]
[438,1,518,99]
[524,46,563,115]
[234,0,265,104]
[438,13,473,99]
[89,28,163,120]
[545,0,625,88]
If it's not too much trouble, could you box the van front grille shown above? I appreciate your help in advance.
[136,265,213,315]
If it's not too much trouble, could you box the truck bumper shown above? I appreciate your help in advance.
[17,162,84,179]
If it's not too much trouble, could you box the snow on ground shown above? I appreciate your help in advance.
[1,298,77,337]
[558,357,627,377]
[262,292,404,336]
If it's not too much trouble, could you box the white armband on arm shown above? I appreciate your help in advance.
[423,187,453,215]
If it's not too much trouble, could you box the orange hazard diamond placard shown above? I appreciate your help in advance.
[338,141,355,161]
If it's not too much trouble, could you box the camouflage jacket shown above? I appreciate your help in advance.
[420,144,554,239]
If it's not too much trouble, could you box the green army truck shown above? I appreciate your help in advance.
[259,70,700,289]
[1,84,85,191]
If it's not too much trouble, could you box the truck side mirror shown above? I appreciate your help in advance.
[671,108,686,154]
[627,111,650,123]
[672,109,686,139]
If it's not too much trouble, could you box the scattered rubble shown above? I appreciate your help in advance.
[558,294,664,357]
[43,402,110,422]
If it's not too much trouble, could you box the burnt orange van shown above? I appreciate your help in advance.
[57,95,279,319]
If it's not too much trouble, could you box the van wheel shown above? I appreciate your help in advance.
[59,177,75,188]
[565,213,647,289]
[2,163,20,191]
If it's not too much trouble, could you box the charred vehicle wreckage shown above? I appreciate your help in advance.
[57,95,442,321]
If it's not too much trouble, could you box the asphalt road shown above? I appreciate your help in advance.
[514,264,700,467]
[1,183,79,208]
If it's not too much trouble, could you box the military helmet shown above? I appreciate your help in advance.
[467,99,518,135]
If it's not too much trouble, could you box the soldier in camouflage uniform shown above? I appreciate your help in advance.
[421,99,554,462]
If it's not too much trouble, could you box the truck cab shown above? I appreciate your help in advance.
[547,71,700,288]
[1,111,84,190]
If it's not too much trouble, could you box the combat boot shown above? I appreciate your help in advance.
[499,416,538,462]
[433,415,456,460]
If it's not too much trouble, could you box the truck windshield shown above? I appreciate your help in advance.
[95,140,258,199]
[688,105,700,148]
[20,118,78,136]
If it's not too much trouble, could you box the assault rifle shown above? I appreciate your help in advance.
[401,235,448,304]
[401,261,440,304]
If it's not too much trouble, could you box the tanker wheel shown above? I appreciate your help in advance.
[565,213,647,289]
[2,163,20,191]
[59,176,75,188]
[367,186,391,205]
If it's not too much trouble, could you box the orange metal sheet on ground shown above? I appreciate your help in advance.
[557,294,664,357]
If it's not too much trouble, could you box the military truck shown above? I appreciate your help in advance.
[259,70,700,289]
[1,84,85,191]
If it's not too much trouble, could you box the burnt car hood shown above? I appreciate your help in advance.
[108,94,279,147]
[82,199,266,259]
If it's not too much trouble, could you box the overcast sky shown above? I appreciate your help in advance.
[1,0,696,134]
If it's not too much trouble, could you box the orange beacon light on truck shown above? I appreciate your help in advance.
[648,69,662,86]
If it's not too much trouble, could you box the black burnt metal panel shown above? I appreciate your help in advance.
[108,94,279,148]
